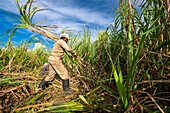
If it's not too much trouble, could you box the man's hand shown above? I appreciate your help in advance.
[40,68,46,76]
[40,67,48,76]
[73,52,78,57]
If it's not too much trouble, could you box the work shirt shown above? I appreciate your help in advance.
[48,39,74,60]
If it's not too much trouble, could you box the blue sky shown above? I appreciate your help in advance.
[0,0,141,48]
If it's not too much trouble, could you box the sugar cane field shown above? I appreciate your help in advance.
[0,0,170,112]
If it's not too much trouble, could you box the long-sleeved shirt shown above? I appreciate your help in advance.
[49,39,75,60]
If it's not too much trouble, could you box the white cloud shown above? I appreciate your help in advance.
[0,0,114,41]
[36,0,113,26]
[33,42,47,50]
[0,0,18,13]
[33,0,112,40]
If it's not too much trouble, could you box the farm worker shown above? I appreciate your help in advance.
[39,33,78,95]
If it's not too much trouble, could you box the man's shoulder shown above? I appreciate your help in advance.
[57,39,64,42]
[57,39,66,44]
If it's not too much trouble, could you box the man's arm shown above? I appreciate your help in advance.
[60,40,76,55]
[60,40,78,57]
[40,62,49,76]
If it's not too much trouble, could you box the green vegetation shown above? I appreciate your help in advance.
[0,0,170,112]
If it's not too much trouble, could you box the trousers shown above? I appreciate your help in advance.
[44,56,70,81]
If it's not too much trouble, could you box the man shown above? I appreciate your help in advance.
[39,33,78,95]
